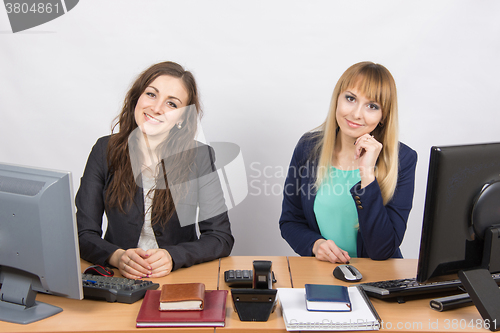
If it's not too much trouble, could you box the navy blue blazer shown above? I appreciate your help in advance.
[76,135,234,270]
[279,133,417,260]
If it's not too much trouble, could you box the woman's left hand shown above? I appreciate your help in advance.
[144,249,173,278]
[354,134,383,188]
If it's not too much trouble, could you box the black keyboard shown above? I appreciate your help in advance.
[82,274,159,303]
[358,273,500,302]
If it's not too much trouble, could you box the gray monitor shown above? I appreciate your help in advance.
[0,163,83,324]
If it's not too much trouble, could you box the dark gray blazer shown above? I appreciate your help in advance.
[76,135,234,270]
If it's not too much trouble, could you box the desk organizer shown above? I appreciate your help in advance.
[231,289,277,321]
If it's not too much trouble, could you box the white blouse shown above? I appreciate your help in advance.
[137,176,159,251]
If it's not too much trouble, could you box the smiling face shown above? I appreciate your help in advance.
[335,87,383,141]
[134,75,189,141]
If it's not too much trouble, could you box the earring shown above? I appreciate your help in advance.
[379,121,384,127]
[176,122,183,129]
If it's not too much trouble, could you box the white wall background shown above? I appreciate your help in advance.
[1,0,499,259]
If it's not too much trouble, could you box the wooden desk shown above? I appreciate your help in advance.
[0,259,220,333]
[218,256,291,332]
[288,256,418,287]
[288,257,490,333]
[1,257,492,332]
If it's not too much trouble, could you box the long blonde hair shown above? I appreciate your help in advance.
[312,61,399,205]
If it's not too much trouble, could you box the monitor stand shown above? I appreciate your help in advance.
[458,227,500,332]
[0,268,62,324]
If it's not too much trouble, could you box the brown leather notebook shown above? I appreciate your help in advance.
[159,283,205,311]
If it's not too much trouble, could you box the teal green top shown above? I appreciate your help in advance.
[313,167,361,257]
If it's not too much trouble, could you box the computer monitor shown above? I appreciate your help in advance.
[416,142,500,326]
[0,163,83,324]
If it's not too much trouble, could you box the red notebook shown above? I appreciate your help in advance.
[136,289,228,327]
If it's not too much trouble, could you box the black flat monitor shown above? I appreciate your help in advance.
[0,163,83,324]
[416,142,500,328]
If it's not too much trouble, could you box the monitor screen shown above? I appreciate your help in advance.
[0,163,83,324]
[416,142,500,283]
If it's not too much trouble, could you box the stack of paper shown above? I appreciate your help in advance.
[278,286,380,331]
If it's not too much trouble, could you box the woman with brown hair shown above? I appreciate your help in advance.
[76,61,233,278]
[279,61,417,263]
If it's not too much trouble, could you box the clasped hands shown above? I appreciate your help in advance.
[109,248,173,279]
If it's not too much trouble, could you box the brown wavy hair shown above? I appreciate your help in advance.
[106,61,202,226]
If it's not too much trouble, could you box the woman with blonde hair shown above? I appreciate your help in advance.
[279,61,417,262]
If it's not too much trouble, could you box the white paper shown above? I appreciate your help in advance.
[278,287,380,331]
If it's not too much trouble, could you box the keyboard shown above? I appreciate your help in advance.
[358,273,500,302]
[82,274,159,303]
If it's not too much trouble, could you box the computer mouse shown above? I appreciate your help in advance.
[333,264,363,282]
[84,264,114,277]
